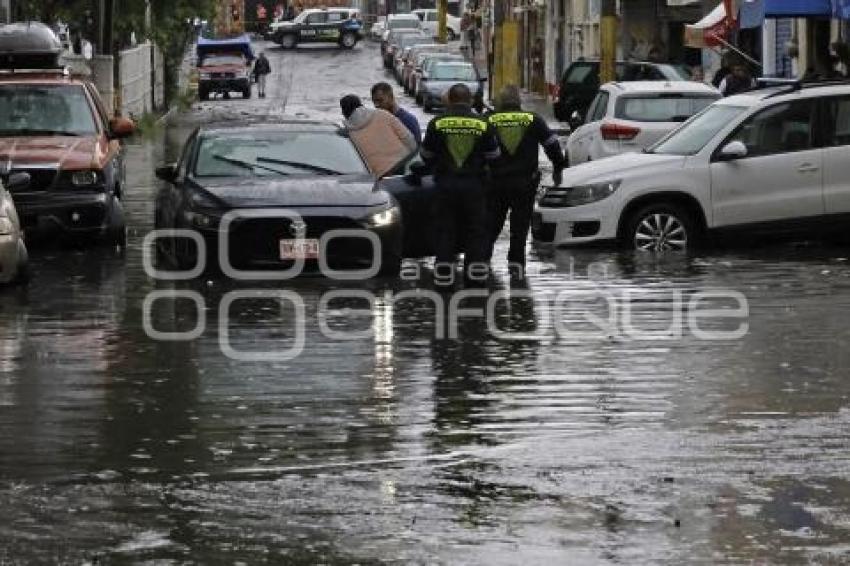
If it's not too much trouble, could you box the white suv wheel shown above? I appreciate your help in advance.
[625,203,699,252]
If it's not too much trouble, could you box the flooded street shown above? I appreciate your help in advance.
[2,42,850,564]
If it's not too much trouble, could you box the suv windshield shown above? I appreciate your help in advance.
[200,54,245,66]
[649,104,748,155]
[399,35,428,49]
[432,64,476,81]
[389,18,420,29]
[194,131,369,177]
[0,84,97,136]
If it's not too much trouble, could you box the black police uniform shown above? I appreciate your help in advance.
[486,107,565,267]
[421,103,500,282]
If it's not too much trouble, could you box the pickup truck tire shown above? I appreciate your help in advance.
[104,197,127,248]
[243,86,251,99]
[198,87,209,101]
[339,32,357,49]
[280,34,297,49]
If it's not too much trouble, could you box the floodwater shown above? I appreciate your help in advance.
[2,42,850,564]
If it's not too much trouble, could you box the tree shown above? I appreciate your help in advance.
[112,0,216,104]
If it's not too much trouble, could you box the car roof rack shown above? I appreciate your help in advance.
[757,78,802,98]
[760,77,850,98]
[0,66,74,78]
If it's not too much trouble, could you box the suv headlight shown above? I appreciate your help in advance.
[0,217,13,236]
[183,189,221,228]
[364,205,400,227]
[70,170,101,187]
[539,180,620,207]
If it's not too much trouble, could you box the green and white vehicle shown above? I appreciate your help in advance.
[270,8,364,50]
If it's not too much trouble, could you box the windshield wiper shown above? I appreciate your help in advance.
[211,154,290,176]
[256,156,343,175]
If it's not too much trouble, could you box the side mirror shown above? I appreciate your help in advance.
[718,140,748,160]
[3,172,30,191]
[109,117,135,139]
[409,161,429,177]
[568,110,583,130]
[155,164,178,182]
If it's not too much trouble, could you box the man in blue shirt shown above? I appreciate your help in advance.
[371,82,421,143]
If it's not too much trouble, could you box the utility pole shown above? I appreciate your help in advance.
[600,0,617,83]
[437,0,448,43]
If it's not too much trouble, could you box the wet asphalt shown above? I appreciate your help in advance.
[1,40,850,564]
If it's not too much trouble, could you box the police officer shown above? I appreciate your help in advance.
[486,84,566,278]
[421,83,501,287]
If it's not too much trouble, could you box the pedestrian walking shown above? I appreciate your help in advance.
[719,63,756,96]
[253,52,272,98]
[485,84,565,278]
[420,83,501,287]
[371,82,421,143]
[340,94,417,177]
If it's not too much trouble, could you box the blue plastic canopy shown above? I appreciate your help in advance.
[196,34,255,60]
[764,0,832,17]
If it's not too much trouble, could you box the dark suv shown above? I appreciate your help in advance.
[553,60,688,123]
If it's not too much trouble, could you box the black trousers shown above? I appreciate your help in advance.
[433,176,488,277]
[487,173,539,265]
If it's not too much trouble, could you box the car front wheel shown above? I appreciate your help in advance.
[340,32,356,49]
[623,203,699,252]
[280,34,297,49]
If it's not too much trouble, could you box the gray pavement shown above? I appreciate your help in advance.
[1,39,850,564]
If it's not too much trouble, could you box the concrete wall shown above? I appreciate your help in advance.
[87,55,116,115]
[153,44,165,110]
[118,42,154,118]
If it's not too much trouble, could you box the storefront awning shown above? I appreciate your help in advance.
[685,2,735,48]
[764,0,831,17]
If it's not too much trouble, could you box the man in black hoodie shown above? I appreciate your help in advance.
[253,52,272,98]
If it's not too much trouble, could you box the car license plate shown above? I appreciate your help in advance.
[280,238,319,260]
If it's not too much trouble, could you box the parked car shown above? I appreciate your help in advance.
[410,52,464,97]
[380,14,423,58]
[418,60,484,112]
[534,81,850,251]
[270,7,364,49]
[552,60,690,123]
[370,16,387,40]
[196,35,254,100]
[566,81,720,164]
[0,171,29,284]
[392,34,433,83]
[382,28,426,68]
[0,22,135,247]
[411,9,461,40]
[154,120,442,275]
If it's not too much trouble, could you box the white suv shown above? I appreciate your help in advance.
[534,81,850,251]
[566,81,720,164]
[411,9,461,40]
